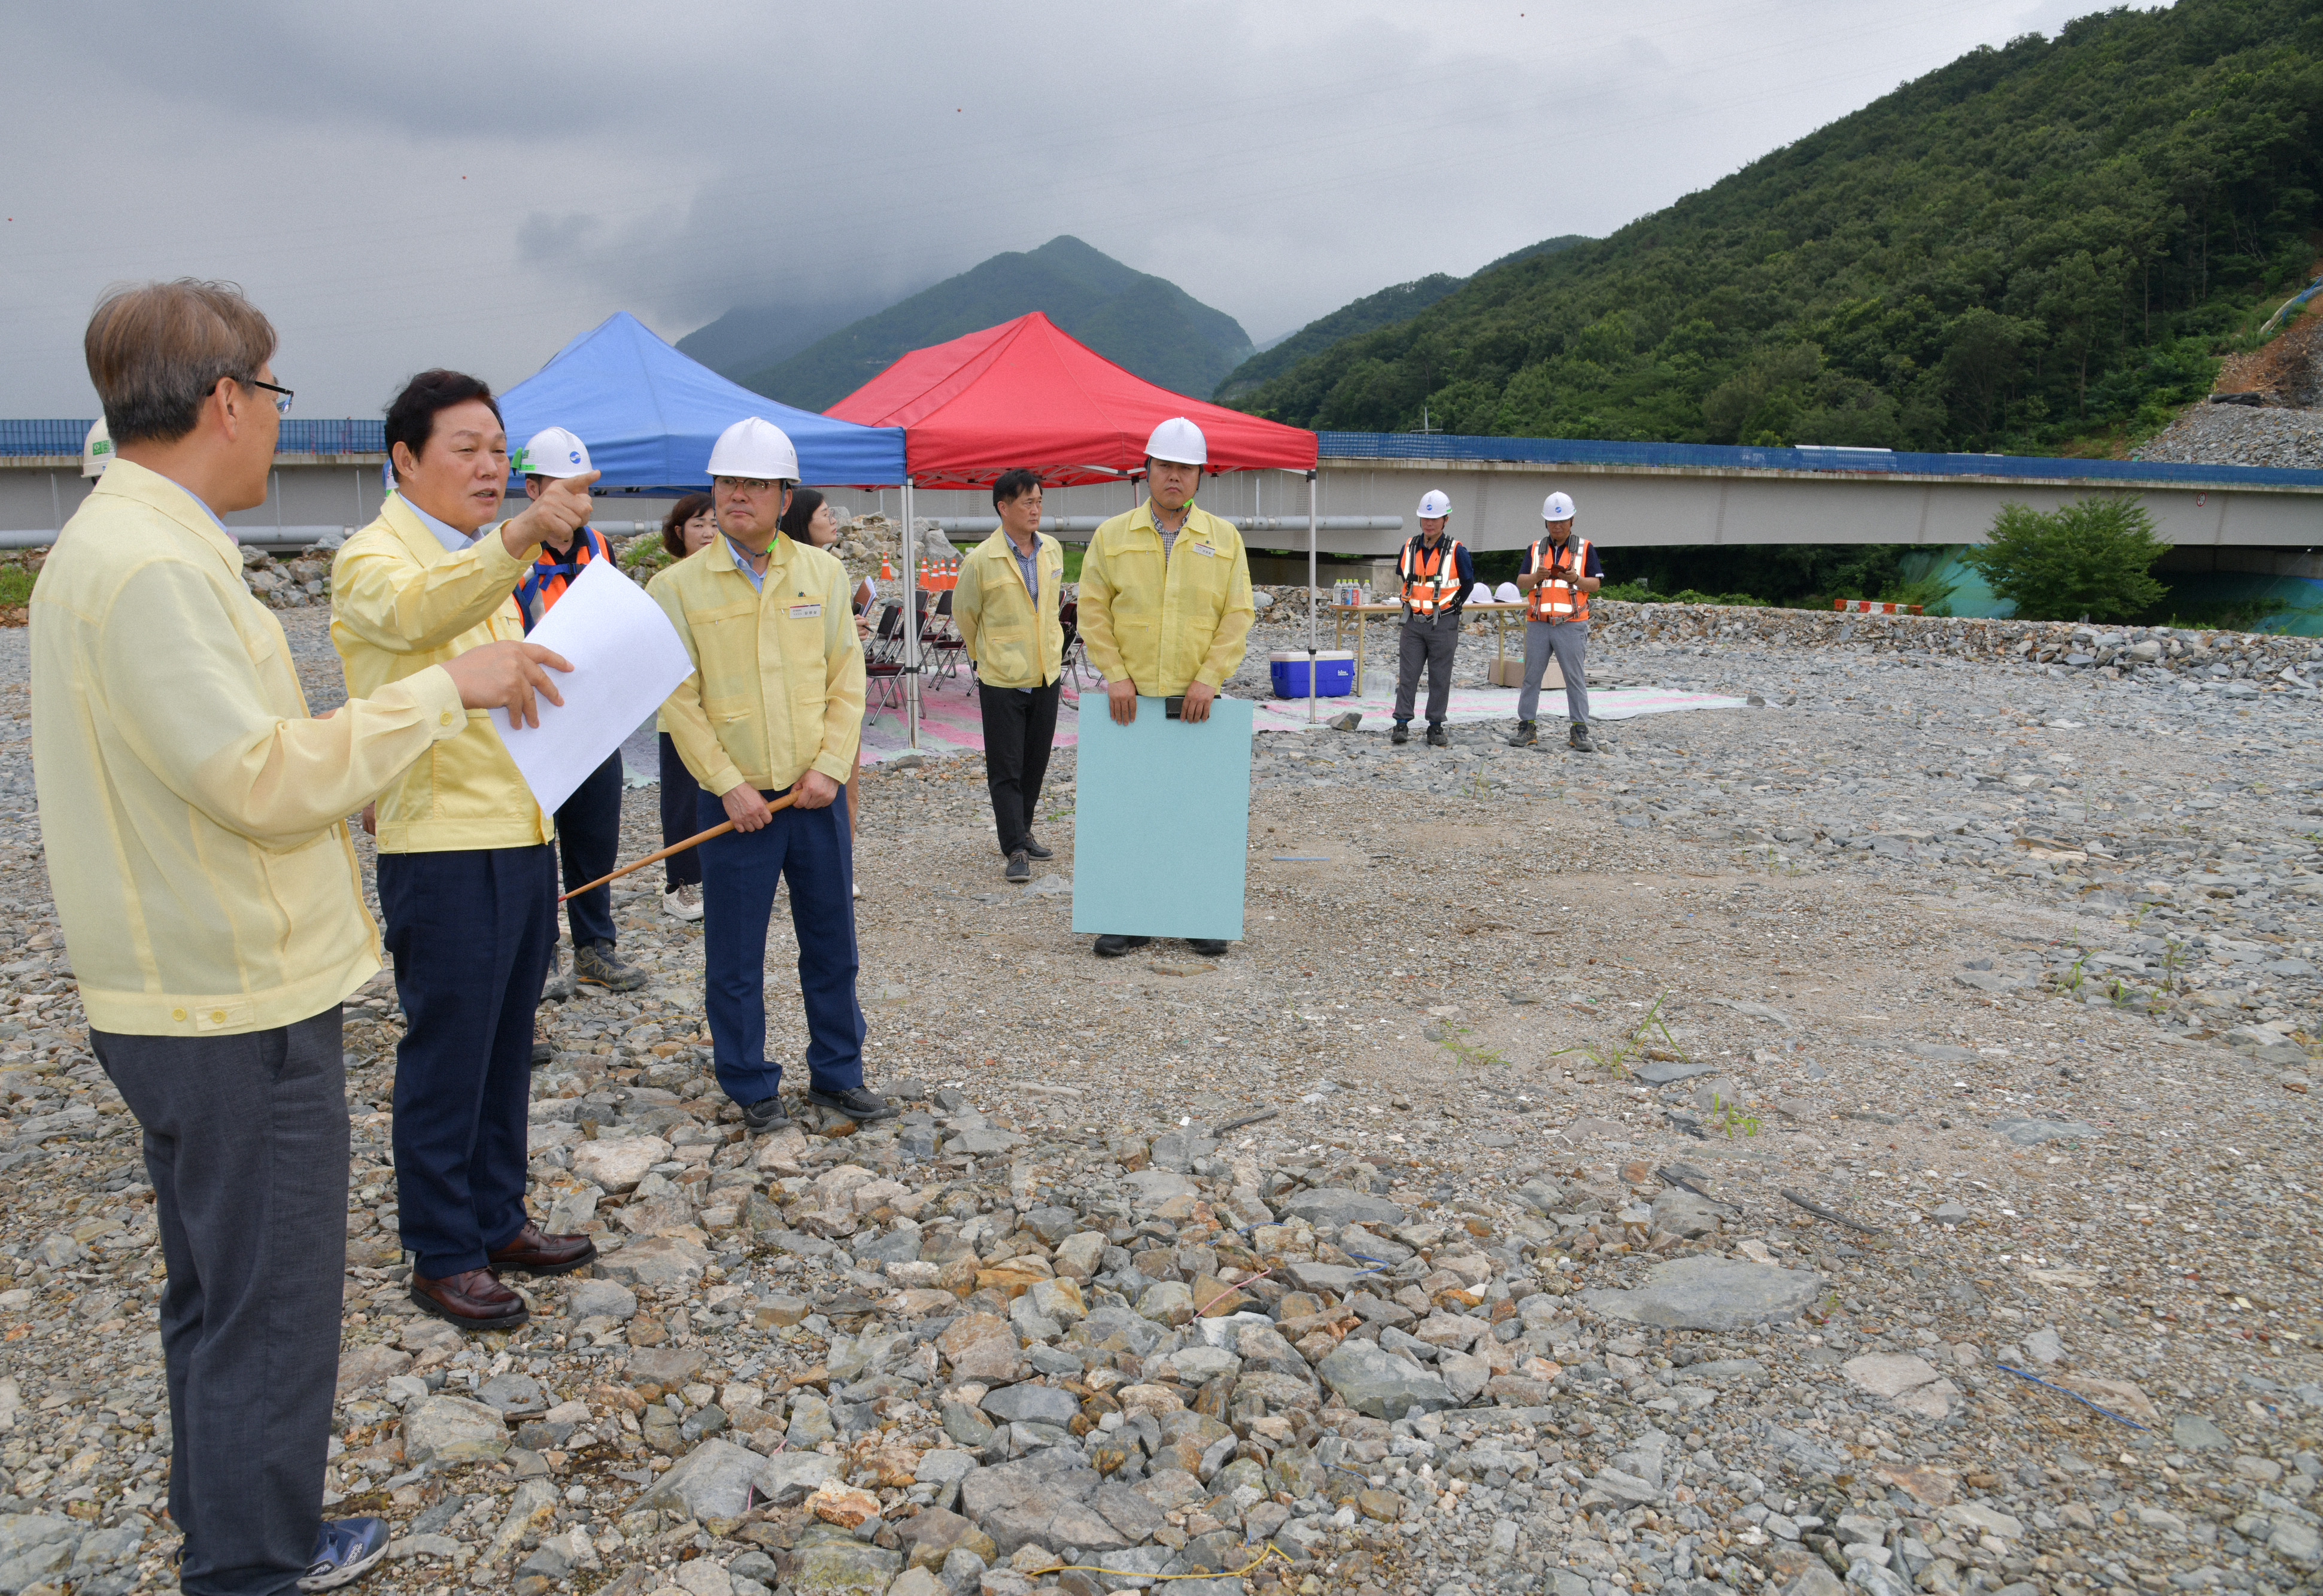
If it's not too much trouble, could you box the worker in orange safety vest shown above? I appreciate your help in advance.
[1389,489,1473,747]
[1508,490,1602,751]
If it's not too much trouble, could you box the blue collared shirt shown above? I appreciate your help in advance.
[724,532,767,592]
[399,494,476,554]
[1010,540,1039,602]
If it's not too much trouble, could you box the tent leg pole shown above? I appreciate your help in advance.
[904,481,919,750]
[1307,470,1318,725]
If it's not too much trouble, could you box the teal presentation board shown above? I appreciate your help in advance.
[1070,697,1253,941]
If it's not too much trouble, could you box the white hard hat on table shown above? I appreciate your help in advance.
[516,425,593,479]
[81,418,113,479]
[1417,490,1451,519]
[1542,491,1576,521]
[1495,580,1523,603]
[707,416,800,481]
[1468,581,1495,604]
[1144,417,1207,467]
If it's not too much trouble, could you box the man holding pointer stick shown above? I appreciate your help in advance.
[650,418,891,1133]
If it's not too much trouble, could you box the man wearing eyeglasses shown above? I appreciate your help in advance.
[332,370,602,1334]
[649,417,891,1135]
[35,282,574,1596]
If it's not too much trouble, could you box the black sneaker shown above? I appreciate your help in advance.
[743,1096,791,1133]
[1186,938,1229,957]
[1094,934,1151,957]
[1389,720,1410,745]
[1426,723,1449,747]
[575,941,647,992]
[1005,850,1031,883]
[1507,721,1538,747]
[1022,834,1054,860]
[300,1516,390,1591]
[529,1039,553,1068]
[808,1086,897,1121]
[1569,722,1596,752]
[541,946,575,1002]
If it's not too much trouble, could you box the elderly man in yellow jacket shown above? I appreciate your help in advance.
[1076,416,1254,959]
[332,369,603,1334]
[954,468,1066,884]
[35,281,571,1595]
[650,418,891,1135]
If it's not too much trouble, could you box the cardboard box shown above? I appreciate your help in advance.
[1487,658,1560,689]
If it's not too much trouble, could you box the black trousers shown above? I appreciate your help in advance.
[658,731,703,890]
[376,844,557,1278]
[554,750,622,946]
[978,680,1061,856]
[93,1007,347,1596]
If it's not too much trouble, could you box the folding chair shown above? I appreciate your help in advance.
[918,589,966,689]
[1058,599,1090,687]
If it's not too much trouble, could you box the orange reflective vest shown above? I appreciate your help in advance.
[1526,535,1592,622]
[1399,536,1465,616]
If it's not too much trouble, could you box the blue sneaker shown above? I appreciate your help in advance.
[299,1517,390,1591]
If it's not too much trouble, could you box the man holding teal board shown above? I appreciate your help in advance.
[1073,417,1255,959]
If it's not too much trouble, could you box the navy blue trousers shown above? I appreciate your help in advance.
[555,750,623,947]
[658,732,703,890]
[376,844,557,1278]
[697,784,864,1108]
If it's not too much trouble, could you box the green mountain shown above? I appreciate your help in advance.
[1234,0,2323,454]
[676,284,929,381]
[739,236,1253,410]
[1214,236,1592,400]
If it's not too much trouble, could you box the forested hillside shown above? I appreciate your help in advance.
[1235,1,2323,455]
[742,236,1251,411]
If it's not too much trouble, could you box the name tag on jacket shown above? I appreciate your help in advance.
[787,603,824,619]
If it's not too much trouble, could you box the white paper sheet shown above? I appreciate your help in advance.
[493,558,696,815]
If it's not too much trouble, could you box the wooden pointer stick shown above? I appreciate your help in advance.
[556,794,798,902]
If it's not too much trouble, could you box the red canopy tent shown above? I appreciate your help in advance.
[827,312,1328,741]
[825,311,1317,487]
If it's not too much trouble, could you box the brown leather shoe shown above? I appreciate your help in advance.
[487,1221,598,1277]
[409,1267,529,1331]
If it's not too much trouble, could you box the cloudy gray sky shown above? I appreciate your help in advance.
[1,0,2095,417]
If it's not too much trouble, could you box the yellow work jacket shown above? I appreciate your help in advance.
[330,496,552,853]
[649,532,866,798]
[954,528,1064,690]
[32,460,467,1036]
[1076,500,1253,697]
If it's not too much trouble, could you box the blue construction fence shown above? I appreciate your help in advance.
[0,419,387,456]
[1315,430,2323,491]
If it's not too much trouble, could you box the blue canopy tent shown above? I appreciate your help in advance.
[496,312,905,490]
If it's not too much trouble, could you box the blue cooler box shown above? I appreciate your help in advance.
[1270,649,1355,697]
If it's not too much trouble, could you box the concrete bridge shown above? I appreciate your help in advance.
[3,425,2315,564]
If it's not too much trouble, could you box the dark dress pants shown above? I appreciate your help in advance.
[977,680,1061,855]
[92,1008,347,1596]
[658,731,703,890]
[554,749,622,946]
[697,783,864,1108]
[376,844,557,1278]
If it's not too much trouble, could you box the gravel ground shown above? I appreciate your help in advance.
[0,610,2316,1596]
[2133,404,2323,471]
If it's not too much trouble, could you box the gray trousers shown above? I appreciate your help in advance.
[1519,619,1592,725]
[93,1007,348,1596]
[1393,613,1460,723]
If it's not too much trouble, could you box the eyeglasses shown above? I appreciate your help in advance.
[713,476,785,494]
[245,378,293,416]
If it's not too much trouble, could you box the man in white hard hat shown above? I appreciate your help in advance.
[1077,416,1255,960]
[1389,488,1472,747]
[1509,490,1602,752]
[651,417,891,1133]
[512,427,647,1013]
[333,370,605,1334]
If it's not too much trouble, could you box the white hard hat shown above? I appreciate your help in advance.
[707,416,800,482]
[1144,416,1207,467]
[1468,581,1495,604]
[517,425,593,479]
[1542,491,1576,521]
[1495,580,1522,603]
[1417,490,1451,519]
[81,417,113,479]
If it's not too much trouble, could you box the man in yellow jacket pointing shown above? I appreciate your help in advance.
[1075,417,1253,959]
[954,469,1065,884]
